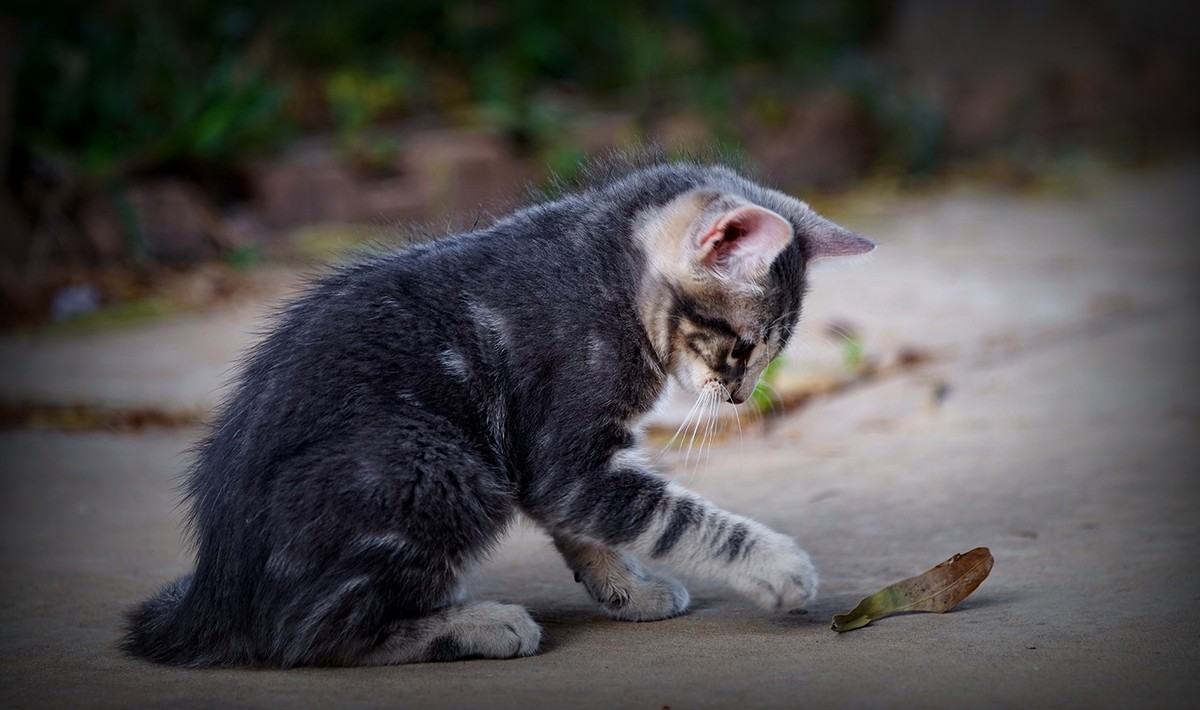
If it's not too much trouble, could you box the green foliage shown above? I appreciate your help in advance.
[7,0,927,278]
[325,61,415,166]
[221,244,264,271]
[14,2,289,187]
[11,0,891,184]
[836,58,949,177]
[749,356,786,415]
[275,0,890,156]
[842,334,865,370]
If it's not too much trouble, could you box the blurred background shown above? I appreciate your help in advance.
[3,4,1200,704]
[2,0,1197,329]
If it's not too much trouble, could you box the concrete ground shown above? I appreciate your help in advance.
[2,164,1199,708]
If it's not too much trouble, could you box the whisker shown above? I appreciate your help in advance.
[683,393,701,480]
[765,309,800,331]
[683,392,707,468]
[700,393,715,477]
[660,392,703,458]
[788,338,818,358]
[717,382,745,456]
[692,391,718,485]
[696,395,713,481]
[757,379,783,417]
[700,390,715,479]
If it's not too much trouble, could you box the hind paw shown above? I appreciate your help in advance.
[430,602,542,660]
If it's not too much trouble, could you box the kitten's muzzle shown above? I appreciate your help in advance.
[727,378,749,405]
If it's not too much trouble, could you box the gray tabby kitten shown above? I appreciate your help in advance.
[124,156,874,667]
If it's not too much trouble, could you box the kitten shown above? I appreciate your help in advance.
[124,156,874,667]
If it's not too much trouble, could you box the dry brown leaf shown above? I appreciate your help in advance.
[831,547,994,632]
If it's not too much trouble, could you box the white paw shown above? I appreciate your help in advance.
[451,602,542,658]
[735,533,818,611]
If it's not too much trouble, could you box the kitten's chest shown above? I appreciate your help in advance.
[600,336,668,424]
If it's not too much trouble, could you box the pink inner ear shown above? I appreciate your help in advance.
[698,205,794,281]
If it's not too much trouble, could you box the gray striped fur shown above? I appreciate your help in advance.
[124,153,870,667]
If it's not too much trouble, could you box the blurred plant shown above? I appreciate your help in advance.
[5,0,894,286]
[5,1,292,289]
[879,91,947,177]
[325,61,415,171]
[835,57,949,177]
[11,1,892,181]
[842,333,865,369]
[276,0,891,150]
[14,3,289,188]
[749,356,785,415]
[825,319,865,370]
[221,244,263,271]
[541,142,589,186]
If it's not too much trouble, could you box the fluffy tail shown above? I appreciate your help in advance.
[122,574,236,666]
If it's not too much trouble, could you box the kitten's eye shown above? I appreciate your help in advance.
[731,339,756,360]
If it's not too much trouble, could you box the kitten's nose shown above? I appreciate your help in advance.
[727,380,746,405]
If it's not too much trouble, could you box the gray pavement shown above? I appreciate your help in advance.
[2,165,1199,708]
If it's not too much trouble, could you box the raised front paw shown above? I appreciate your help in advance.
[735,532,818,611]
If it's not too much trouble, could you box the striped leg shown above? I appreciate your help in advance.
[535,458,818,612]
[625,481,818,611]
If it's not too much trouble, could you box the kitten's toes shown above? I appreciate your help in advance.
[600,572,691,622]
[739,536,819,612]
[574,558,691,621]
[437,602,542,659]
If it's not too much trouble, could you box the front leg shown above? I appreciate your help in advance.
[526,451,818,612]
[635,481,818,611]
[553,534,690,621]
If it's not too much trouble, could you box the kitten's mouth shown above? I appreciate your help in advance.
[727,393,746,405]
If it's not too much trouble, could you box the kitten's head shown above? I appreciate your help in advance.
[631,166,874,405]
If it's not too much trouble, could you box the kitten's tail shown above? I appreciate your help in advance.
[122,574,239,667]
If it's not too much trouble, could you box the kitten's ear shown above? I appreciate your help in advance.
[695,205,794,281]
[805,214,876,260]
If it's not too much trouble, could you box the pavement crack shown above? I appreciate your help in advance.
[0,401,205,432]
